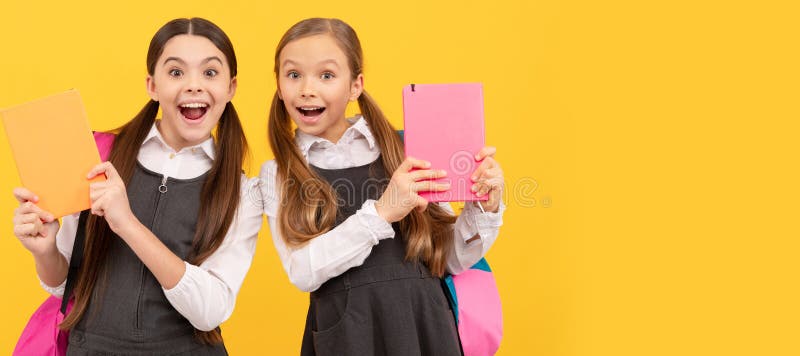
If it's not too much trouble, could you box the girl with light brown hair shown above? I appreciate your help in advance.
[259,17,506,355]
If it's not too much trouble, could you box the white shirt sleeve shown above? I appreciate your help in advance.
[444,200,506,275]
[259,160,395,292]
[162,175,263,331]
[39,212,81,297]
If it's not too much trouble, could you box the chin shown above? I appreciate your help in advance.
[181,130,213,146]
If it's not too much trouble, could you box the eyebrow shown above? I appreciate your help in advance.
[281,59,341,68]
[319,59,341,68]
[163,56,224,66]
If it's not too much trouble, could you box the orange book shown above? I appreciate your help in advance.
[1,89,104,218]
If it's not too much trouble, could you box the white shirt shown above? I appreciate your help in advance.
[258,116,505,292]
[40,123,263,331]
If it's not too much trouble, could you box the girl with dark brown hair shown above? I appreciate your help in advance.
[11,18,261,355]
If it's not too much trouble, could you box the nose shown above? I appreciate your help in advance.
[185,74,204,93]
[299,79,316,98]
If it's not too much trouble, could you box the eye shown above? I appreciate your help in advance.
[169,69,183,77]
[204,69,218,77]
[287,71,300,79]
[321,72,334,80]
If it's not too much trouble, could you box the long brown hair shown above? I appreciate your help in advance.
[60,18,247,345]
[268,18,456,276]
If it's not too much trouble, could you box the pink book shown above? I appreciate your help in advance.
[402,83,487,202]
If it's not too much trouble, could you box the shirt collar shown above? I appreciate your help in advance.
[143,122,216,160]
[294,115,377,158]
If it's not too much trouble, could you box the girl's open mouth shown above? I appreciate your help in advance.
[180,103,208,121]
[298,107,325,117]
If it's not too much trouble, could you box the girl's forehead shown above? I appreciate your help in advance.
[279,34,349,66]
[159,35,228,65]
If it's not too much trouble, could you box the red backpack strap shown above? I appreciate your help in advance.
[93,131,116,161]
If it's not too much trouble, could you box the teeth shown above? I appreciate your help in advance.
[180,103,208,108]
[300,107,323,111]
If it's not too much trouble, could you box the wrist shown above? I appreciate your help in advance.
[474,200,499,214]
[113,212,143,239]
[374,200,393,223]
[31,245,63,265]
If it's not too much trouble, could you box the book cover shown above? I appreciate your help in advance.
[402,83,487,202]
[1,89,104,217]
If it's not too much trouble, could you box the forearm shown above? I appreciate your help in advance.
[272,200,394,292]
[164,195,261,331]
[164,263,235,331]
[446,201,506,274]
[33,248,69,288]
[116,219,186,289]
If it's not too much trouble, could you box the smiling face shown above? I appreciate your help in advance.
[277,34,363,143]
[146,34,237,151]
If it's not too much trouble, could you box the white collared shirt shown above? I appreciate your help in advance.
[41,122,263,331]
[258,116,505,292]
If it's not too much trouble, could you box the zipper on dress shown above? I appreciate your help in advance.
[158,175,168,194]
[136,175,168,329]
[135,264,146,329]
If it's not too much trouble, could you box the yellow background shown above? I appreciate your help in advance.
[1,0,799,355]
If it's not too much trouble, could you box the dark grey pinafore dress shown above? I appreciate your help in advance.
[300,157,462,356]
[67,163,227,355]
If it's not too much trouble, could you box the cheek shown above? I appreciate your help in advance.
[215,102,228,114]
[278,82,293,98]
[340,84,354,101]
[207,116,222,129]
[214,84,234,99]
[153,80,180,95]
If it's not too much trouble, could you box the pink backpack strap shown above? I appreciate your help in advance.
[93,131,116,161]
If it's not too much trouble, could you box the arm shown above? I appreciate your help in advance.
[88,164,261,330]
[11,188,70,295]
[260,161,394,292]
[88,162,186,288]
[443,201,506,275]
[445,146,507,274]
[266,200,394,292]
[162,175,263,330]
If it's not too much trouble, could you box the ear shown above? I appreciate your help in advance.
[350,74,364,101]
[146,75,158,102]
[228,77,238,101]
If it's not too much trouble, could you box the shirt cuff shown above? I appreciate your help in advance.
[460,200,506,243]
[39,277,66,297]
[356,199,395,241]
[162,261,193,298]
